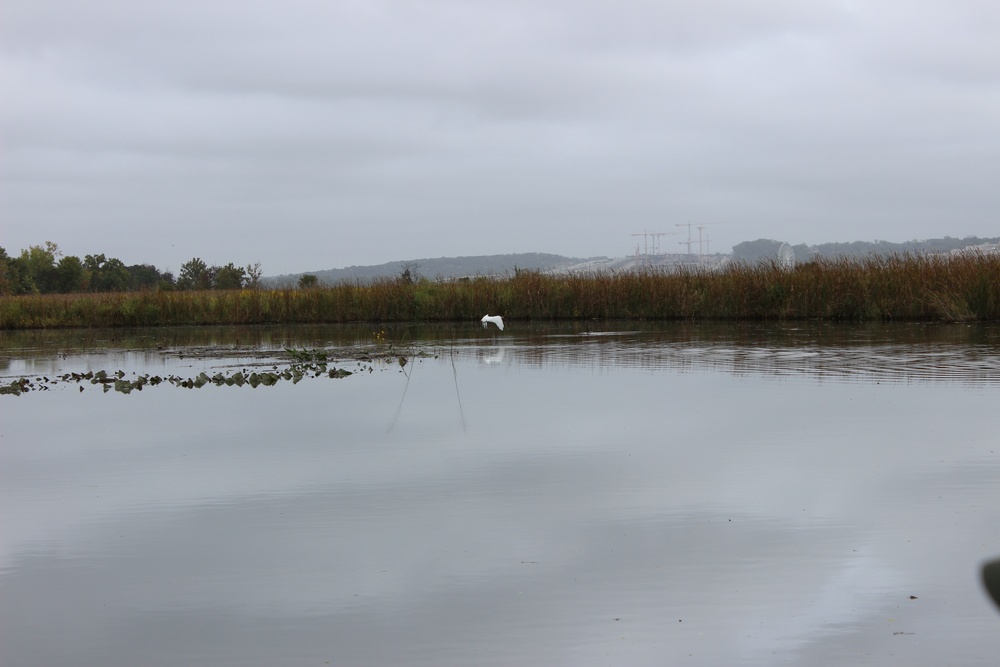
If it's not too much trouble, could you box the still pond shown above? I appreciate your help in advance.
[1,322,999,666]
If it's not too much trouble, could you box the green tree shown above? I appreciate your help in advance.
[19,241,61,293]
[177,258,214,290]
[55,255,88,292]
[298,274,319,289]
[0,247,13,295]
[214,263,246,290]
[4,252,33,294]
[127,264,171,291]
[12,260,35,293]
[84,254,130,292]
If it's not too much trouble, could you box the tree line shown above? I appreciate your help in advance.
[0,242,263,295]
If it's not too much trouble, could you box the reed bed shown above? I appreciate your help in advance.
[2,254,998,329]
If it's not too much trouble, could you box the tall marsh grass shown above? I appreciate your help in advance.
[1,254,998,329]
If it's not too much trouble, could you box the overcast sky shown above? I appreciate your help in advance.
[2,1,999,275]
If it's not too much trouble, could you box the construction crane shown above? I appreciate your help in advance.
[675,223,694,254]
[631,230,674,256]
[676,222,729,257]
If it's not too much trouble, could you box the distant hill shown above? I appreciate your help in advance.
[265,253,605,285]
[265,236,1000,284]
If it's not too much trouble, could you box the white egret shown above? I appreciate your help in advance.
[481,314,505,331]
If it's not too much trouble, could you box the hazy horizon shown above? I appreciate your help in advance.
[4,231,999,278]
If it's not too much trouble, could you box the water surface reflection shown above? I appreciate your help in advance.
[1,323,999,666]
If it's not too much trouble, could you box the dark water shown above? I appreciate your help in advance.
[2,322,999,666]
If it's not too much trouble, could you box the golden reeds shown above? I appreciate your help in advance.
[1,253,998,329]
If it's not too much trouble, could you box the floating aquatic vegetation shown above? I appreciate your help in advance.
[283,347,328,363]
[0,378,33,396]
[0,345,438,396]
[0,342,441,397]
[2,364,355,395]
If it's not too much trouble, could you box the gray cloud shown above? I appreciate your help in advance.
[2,0,998,274]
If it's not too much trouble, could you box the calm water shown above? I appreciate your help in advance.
[2,322,999,666]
